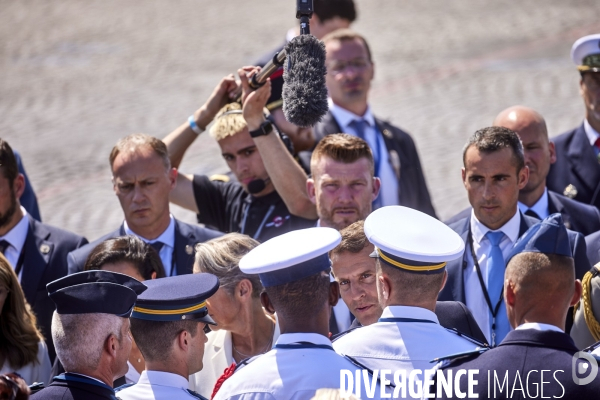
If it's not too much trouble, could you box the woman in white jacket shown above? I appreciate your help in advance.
[189,233,280,398]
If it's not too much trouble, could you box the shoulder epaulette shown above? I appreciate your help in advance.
[430,347,489,368]
[444,327,489,348]
[187,388,209,399]
[114,383,135,393]
[582,340,600,353]
[331,325,362,342]
[28,382,44,394]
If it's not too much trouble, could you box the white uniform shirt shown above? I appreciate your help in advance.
[333,306,482,376]
[464,210,521,342]
[117,370,199,400]
[329,100,400,207]
[213,332,383,400]
[124,215,175,276]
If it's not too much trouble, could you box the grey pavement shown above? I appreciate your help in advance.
[1,0,599,240]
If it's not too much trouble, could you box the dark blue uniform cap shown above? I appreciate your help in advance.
[47,270,146,317]
[507,213,572,264]
[47,270,147,295]
[131,273,219,323]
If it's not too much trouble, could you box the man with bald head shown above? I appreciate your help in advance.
[447,106,600,236]
[493,105,600,236]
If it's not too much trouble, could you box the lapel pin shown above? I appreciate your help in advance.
[563,184,578,199]
[185,245,194,255]
[40,244,51,254]
[383,129,393,139]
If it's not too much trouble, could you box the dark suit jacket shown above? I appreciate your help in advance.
[446,190,600,236]
[67,219,223,275]
[304,110,437,217]
[436,329,600,399]
[547,123,600,210]
[586,230,600,266]
[333,301,487,345]
[30,377,116,400]
[438,212,591,332]
[22,216,88,362]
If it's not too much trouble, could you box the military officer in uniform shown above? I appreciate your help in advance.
[115,273,219,400]
[547,34,600,210]
[434,214,600,399]
[212,227,383,400]
[332,206,485,379]
[31,270,147,400]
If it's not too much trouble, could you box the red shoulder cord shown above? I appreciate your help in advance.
[210,362,237,399]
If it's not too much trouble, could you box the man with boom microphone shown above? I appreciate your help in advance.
[163,68,317,243]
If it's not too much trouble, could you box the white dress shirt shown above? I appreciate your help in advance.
[117,370,197,400]
[518,188,550,219]
[515,322,563,333]
[0,207,29,280]
[329,100,400,207]
[124,215,176,276]
[464,209,521,343]
[584,118,600,147]
[0,340,51,385]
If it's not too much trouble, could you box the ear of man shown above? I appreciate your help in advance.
[306,179,317,204]
[260,291,276,314]
[328,281,340,307]
[14,174,26,199]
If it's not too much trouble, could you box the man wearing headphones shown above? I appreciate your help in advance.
[163,68,317,242]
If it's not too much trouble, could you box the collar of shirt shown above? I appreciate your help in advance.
[584,118,600,147]
[123,215,175,250]
[275,332,332,347]
[515,322,563,333]
[138,370,189,389]
[328,99,376,130]
[0,206,29,255]
[518,188,549,219]
[381,305,440,324]
[470,207,521,246]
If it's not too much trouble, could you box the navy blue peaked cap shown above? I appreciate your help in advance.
[507,213,572,264]
[47,271,146,317]
[131,273,219,323]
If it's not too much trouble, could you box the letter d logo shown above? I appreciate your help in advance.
[572,352,598,385]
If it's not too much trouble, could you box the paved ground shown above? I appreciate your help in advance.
[1,0,599,240]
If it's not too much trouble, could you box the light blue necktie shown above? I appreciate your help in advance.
[486,231,510,346]
[349,119,382,210]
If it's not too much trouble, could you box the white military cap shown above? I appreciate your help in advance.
[365,206,464,274]
[571,34,600,72]
[239,227,341,287]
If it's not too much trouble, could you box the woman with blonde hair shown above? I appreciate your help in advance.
[188,233,279,398]
[0,254,51,385]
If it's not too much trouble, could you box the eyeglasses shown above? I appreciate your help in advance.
[327,58,370,75]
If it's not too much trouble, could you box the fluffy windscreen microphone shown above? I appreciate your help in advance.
[282,34,328,128]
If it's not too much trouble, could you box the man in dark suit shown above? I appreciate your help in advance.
[439,127,590,346]
[547,34,600,210]
[32,271,146,400]
[330,220,487,343]
[435,214,600,399]
[67,134,222,276]
[0,139,88,362]
[448,106,600,236]
[306,29,435,216]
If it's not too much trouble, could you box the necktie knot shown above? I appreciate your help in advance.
[524,209,541,219]
[594,137,600,150]
[349,119,369,141]
[149,241,164,254]
[486,231,504,247]
[0,239,10,255]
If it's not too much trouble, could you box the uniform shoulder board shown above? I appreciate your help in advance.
[582,340,600,353]
[430,348,489,369]
[233,354,262,373]
[28,382,45,394]
[114,383,135,393]
[331,325,362,342]
[444,327,489,347]
[187,389,209,399]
